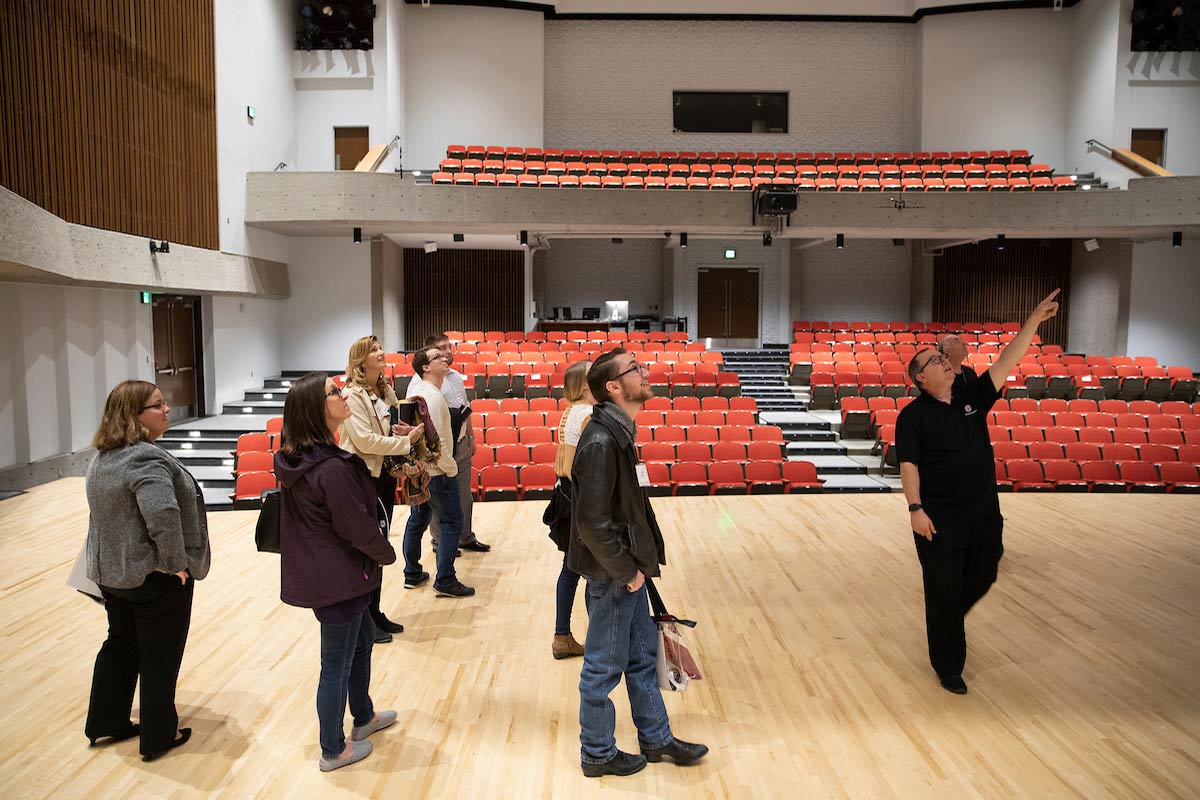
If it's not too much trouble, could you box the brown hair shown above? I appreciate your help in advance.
[587,347,628,404]
[563,360,592,404]
[423,333,449,348]
[280,372,336,457]
[411,346,439,377]
[346,335,388,396]
[92,380,158,452]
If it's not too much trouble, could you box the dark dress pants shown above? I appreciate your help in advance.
[86,571,194,755]
[913,512,1004,679]
[371,470,398,623]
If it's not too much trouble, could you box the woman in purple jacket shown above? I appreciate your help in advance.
[275,372,399,772]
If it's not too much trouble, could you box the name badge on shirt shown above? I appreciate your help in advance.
[635,463,651,487]
[374,398,390,421]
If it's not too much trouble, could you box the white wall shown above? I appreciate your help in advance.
[793,239,913,323]
[1116,0,1200,180]
[918,9,1071,169]
[403,5,544,170]
[542,239,664,318]
[1062,0,1130,182]
[204,296,284,408]
[1127,240,1200,371]
[214,0,296,263]
[1067,238,1130,356]
[545,19,914,151]
[0,283,152,470]
[280,237,373,370]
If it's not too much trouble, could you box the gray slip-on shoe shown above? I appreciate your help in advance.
[351,710,398,741]
[319,739,373,772]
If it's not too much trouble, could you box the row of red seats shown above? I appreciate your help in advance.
[793,333,1037,346]
[471,440,787,470]
[995,459,1199,493]
[474,460,824,500]
[467,396,754,414]
[445,145,1033,166]
[795,320,1026,333]
[446,330,689,343]
[441,350,723,364]
[437,341,713,354]
[438,159,1051,180]
[432,172,1074,192]
[993,441,1200,464]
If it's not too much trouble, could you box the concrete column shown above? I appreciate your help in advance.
[1068,238,1130,356]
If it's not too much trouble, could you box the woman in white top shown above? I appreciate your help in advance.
[549,360,593,660]
[339,335,423,642]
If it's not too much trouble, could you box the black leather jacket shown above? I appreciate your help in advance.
[567,402,666,584]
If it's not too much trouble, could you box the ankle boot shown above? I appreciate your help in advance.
[552,633,585,660]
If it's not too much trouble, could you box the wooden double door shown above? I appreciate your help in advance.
[697,267,760,340]
[152,295,203,420]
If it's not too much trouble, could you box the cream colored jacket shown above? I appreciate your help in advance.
[338,381,412,478]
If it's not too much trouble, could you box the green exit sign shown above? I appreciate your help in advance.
[724,248,736,259]
[140,291,151,304]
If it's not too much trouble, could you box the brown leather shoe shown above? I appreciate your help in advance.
[552,633,585,660]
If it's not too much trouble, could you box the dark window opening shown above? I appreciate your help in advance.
[673,92,788,134]
[1130,129,1166,167]
[1130,0,1199,52]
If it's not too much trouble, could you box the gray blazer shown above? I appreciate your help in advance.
[85,442,212,589]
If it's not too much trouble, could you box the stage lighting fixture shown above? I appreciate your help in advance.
[680,233,688,248]
[892,238,905,246]
[835,233,844,249]
[997,234,1006,251]
[1084,238,1100,252]
[148,240,169,254]
[424,241,437,254]
[453,233,465,242]
[353,227,362,244]
[612,237,623,244]
[519,230,528,247]
[1172,231,1182,248]
[762,232,772,246]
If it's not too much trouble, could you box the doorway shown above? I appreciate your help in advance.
[334,126,370,170]
[697,267,760,345]
[152,295,204,421]
[1130,129,1166,167]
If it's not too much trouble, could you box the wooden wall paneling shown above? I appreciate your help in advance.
[403,249,525,345]
[0,0,218,249]
[933,239,1070,346]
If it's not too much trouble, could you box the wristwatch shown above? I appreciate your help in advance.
[908,503,923,512]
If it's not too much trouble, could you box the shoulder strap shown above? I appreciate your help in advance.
[645,577,697,627]
[356,391,387,436]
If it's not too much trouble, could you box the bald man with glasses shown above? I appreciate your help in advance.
[896,290,1060,694]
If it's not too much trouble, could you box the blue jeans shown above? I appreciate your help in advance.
[317,609,376,759]
[578,578,672,763]
[402,474,462,585]
[555,555,581,635]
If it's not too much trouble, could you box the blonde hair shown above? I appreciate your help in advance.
[92,380,157,452]
[346,335,388,396]
[563,360,592,404]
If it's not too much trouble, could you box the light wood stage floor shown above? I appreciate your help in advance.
[1,479,1198,798]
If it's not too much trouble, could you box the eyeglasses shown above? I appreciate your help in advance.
[142,401,167,411]
[916,354,948,375]
[611,361,646,381]
[326,387,343,398]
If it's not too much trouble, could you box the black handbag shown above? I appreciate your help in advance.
[255,489,281,553]
[542,477,573,552]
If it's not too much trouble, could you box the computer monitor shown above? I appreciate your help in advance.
[553,306,572,320]
[604,300,629,322]
[581,307,601,321]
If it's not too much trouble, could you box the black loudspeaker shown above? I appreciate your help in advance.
[756,190,798,216]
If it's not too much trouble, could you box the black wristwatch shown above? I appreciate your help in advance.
[908,503,923,513]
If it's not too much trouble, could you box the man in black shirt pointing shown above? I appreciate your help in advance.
[896,289,1060,694]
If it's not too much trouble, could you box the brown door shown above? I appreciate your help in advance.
[697,267,759,339]
[152,295,203,420]
[334,126,370,170]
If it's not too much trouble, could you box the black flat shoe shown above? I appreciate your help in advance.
[374,629,393,644]
[374,616,405,634]
[461,540,491,553]
[141,727,191,762]
[640,738,709,765]
[939,674,968,694]
[88,724,139,747]
[582,750,647,778]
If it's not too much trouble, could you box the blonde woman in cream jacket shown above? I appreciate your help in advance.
[339,335,423,641]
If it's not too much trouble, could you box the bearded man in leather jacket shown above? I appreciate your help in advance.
[568,348,708,778]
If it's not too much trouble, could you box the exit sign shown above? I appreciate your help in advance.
[724,249,736,259]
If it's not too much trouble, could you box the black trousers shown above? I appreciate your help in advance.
[371,470,397,623]
[86,571,194,754]
[913,512,1004,679]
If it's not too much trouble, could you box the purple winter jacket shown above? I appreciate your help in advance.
[274,445,397,609]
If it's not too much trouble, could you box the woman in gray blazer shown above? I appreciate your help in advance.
[84,380,211,762]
